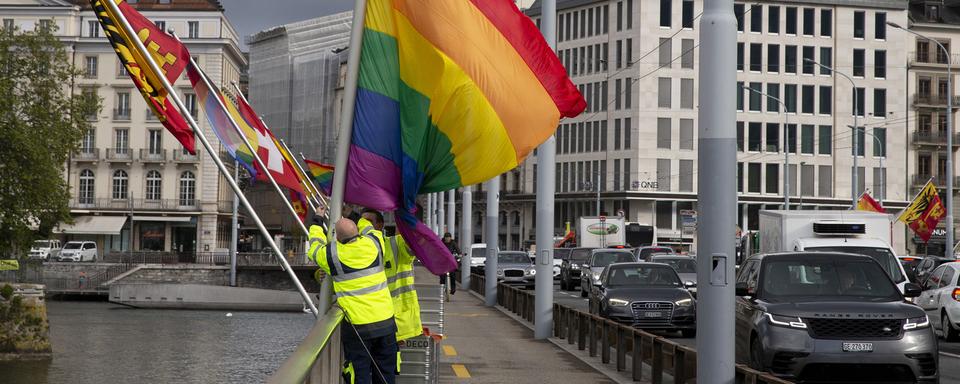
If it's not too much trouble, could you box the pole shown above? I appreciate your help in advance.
[460,186,473,289]
[595,172,601,216]
[296,151,329,209]
[230,160,239,287]
[426,194,433,233]
[805,58,859,209]
[438,190,446,235]
[101,0,318,316]
[534,0,557,340]
[321,0,368,313]
[128,192,133,260]
[697,0,736,382]
[447,189,456,238]
[485,177,499,307]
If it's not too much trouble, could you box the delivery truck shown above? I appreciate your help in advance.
[577,216,626,248]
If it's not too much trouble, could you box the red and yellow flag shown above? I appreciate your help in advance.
[290,190,308,222]
[857,192,885,213]
[898,181,947,243]
[90,0,195,153]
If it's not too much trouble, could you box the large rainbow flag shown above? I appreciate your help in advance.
[345,0,585,274]
[305,159,334,196]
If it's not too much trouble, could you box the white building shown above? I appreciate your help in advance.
[1,0,246,258]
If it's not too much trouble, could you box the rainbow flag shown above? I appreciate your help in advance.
[345,0,585,274]
[305,159,334,196]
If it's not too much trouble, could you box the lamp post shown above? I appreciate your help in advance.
[887,21,955,258]
[740,84,791,208]
[799,161,806,209]
[804,58,860,209]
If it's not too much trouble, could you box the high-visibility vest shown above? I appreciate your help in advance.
[385,235,423,341]
[308,224,396,339]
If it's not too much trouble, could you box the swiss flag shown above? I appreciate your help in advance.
[234,96,304,195]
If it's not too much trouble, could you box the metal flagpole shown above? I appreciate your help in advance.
[485,177,499,306]
[230,160,239,287]
[101,0,318,316]
[460,186,472,289]
[295,151,329,209]
[426,194,433,233]
[697,0,736,381]
[534,0,557,340]
[447,190,456,239]
[438,190,446,234]
[321,0,368,314]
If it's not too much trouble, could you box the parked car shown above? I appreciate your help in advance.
[915,256,954,285]
[559,247,594,291]
[58,241,97,262]
[735,252,935,383]
[588,262,696,337]
[899,255,924,283]
[467,243,487,274]
[552,248,572,279]
[649,255,698,295]
[28,239,61,261]
[580,249,637,297]
[495,251,536,289]
[916,261,960,341]
[633,246,676,261]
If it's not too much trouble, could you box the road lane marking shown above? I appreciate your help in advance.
[941,351,960,359]
[452,364,471,378]
[443,345,458,356]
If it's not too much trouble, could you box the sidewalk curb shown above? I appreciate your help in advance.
[466,290,637,384]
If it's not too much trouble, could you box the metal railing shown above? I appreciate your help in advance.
[909,51,960,66]
[268,305,345,384]
[912,93,960,107]
[70,198,201,211]
[471,274,792,384]
[105,148,134,161]
[140,149,166,162]
[173,150,200,163]
[71,148,100,161]
[145,109,159,121]
[113,108,131,121]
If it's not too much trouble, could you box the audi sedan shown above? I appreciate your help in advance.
[588,262,696,337]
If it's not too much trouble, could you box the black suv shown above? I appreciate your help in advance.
[559,247,594,290]
[735,253,936,383]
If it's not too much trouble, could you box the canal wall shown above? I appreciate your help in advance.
[110,264,321,292]
[0,283,50,360]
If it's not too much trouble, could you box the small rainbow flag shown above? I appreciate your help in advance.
[305,159,334,196]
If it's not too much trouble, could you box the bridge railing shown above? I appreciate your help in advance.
[471,274,792,384]
[268,305,345,384]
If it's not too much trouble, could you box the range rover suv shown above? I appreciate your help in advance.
[735,252,937,383]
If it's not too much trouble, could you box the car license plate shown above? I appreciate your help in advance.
[842,342,873,352]
[643,311,662,318]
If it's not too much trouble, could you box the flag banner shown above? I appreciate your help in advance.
[227,88,306,194]
[856,192,885,213]
[898,181,947,243]
[90,0,195,153]
[0,260,19,271]
[291,190,308,222]
[305,159,335,196]
[344,0,585,274]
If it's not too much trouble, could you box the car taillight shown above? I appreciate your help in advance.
[953,288,960,302]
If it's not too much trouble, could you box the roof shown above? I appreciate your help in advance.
[909,0,960,25]
[525,0,908,17]
[794,237,894,249]
[746,252,878,261]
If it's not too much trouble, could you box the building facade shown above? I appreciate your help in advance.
[2,0,246,258]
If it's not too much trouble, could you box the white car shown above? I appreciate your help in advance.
[58,241,98,262]
[28,239,61,261]
[467,243,487,273]
[916,261,960,341]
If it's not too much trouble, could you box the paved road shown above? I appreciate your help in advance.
[546,279,960,380]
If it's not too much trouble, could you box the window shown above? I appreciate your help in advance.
[186,20,199,39]
[737,81,745,111]
[179,171,196,206]
[801,124,815,154]
[79,170,95,205]
[115,128,128,153]
[624,77,632,108]
[818,125,832,155]
[820,9,832,37]
[615,79,622,109]
[659,38,672,68]
[802,8,814,36]
[819,86,832,115]
[875,12,886,40]
[627,0,633,29]
[801,46,814,74]
[874,127,887,157]
[682,0,694,29]
[614,120,621,150]
[681,78,694,109]
[917,40,930,63]
[787,124,797,154]
[785,45,797,74]
[768,6,780,34]
[926,4,941,21]
[680,119,694,150]
[737,43,745,71]
[819,47,832,75]
[784,84,797,113]
[853,126,865,157]
[155,20,166,31]
[679,160,693,192]
[818,165,832,197]
[853,87,865,117]
[657,118,671,149]
[112,169,128,200]
[750,43,762,72]
[660,0,671,27]
[737,122,745,151]
[84,56,97,78]
[853,11,864,38]
[87,20,100,37]
[185,93,198,117]
[748,82,762,111]
[785,7,797,34]
[118,58,129,77]
[801,164,815,196]
[766,164,779,193]
[588,8,594,36]
[801,85,814,114]
[750,5,762,33]
[873,168,886,201]
[767,44,779,73]
[624,118,632,149]
[767,83,780,112]
[115,92,130,118]
[38,19,51,31]
[623,158,631,191]
[748,122,762,151]
[3,19,13,31]
[748,163,762,193]
[681,39,694,69]
[657,159,671,191]
[81,129,95,152]
[146,170,162,201]
[853,49,865,77]
[735,4,745,32]
[875,50,886,78]
[625,38,633,67]
[874,88,887,117]
[148,130,162,154]
[766,123,780,152]
[600,121,607,151]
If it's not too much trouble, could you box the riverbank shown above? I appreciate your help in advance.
[0,284,50,360]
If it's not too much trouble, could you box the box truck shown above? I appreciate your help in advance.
[577,216,626,248]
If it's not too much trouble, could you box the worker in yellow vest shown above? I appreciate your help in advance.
[308,216,397,384]
[360,209,423,342]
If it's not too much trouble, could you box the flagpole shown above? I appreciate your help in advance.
[101,0,318,316]
[293,150,330,208]
[321,0,368,314]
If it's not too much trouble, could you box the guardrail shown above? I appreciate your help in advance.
[471,274,792,384]
[268,305,344,384]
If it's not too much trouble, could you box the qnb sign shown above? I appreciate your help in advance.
[631,180,659,190]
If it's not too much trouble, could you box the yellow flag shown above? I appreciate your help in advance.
[0,260,19,271]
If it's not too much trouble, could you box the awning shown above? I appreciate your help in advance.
[55,216,128,235]
[132,216,192,222]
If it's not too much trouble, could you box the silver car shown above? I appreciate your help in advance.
[495,251,536,289]
[916,261,960,341]
[580,249,636,297]
[649,255,698,296]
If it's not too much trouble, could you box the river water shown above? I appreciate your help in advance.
[0,301,315,383]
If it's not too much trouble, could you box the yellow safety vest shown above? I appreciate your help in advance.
[308,223,396,338]
[385,235,423,341]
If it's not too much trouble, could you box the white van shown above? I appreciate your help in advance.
[28,239,62,261]
[58,241,97,262]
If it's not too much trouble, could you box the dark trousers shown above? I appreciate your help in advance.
[342,326,398,384]
[439,272,456,294]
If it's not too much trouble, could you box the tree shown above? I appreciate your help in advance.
[0,25,98,257]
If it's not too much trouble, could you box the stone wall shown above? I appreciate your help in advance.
[35,263,113,280]
[120,265,230,286]
[236,268,321,292]
[0,284,50,360]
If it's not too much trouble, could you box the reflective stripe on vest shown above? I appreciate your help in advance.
[336,281,390,298]
[390,284,416,297]
[387,270,415,284]
[326,234,386,295]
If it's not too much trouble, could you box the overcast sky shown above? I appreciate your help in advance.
[220,0,354,51]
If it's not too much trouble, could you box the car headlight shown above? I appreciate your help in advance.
[526,269,536,276]
[904,315,930,330]
[496,269,503,276]
[608,298,630,306]
[674,298,693,307]
[765,313,807,329]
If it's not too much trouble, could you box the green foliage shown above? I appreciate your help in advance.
[0,24,99,257]
[0,284,11,301]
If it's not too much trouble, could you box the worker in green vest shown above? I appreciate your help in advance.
[308,215,397,384]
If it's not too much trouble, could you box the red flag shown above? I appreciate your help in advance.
[856,192,885,213]
[230,94,304,195]
[899,181,947,243]
[290,190,308,222]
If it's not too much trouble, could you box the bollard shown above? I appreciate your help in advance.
[601,320,611,364]
[616,325,626,372]
[588,316,598,357]
[567,308,576,345]
[652,338,663,384]
[674,346,687,384]
[632,330,643,382]
[577,313,586,350]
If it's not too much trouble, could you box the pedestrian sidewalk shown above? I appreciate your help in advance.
[414,268,613,383]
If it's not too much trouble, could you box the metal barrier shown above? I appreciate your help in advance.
[268,305,345,384]
[398,283,444,384]
[470,274,792,384]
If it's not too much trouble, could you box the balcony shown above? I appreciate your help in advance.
[71,148,99,162]
[113,108,131,121]
[71,198,200,211]
[140,149,166,163]
[912,174,960,188]
[909,51,960,67]
[912,93,960,107]
[912,131,960,149]
[105,148,134,162]
[173,150,199,163]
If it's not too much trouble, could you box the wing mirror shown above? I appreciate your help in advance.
[903,282,922,298]
[735,282,750,296]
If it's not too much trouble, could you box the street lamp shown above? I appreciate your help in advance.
[887,21,955,258]
[804,58,860,209]
[740,84,791,209]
